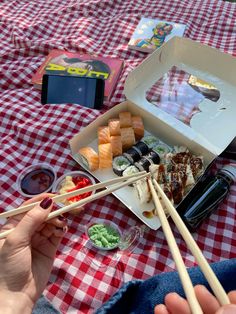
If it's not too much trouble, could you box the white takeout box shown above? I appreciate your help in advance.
[69,37,236,230]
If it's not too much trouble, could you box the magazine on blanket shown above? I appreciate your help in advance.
[31,49,124,100]
[128,17,186,53]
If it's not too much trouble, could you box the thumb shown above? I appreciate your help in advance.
[216,305,236,314]
[12,197,53,243]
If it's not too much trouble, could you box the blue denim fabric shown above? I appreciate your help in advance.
[33,295,61,314]
[96,258,236,314]
[33,259,236,314]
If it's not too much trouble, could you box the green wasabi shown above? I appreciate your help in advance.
[88,223,121,249]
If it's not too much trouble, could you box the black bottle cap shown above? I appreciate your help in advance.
[219,165,236,182]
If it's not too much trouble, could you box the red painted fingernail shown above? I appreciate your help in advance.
[40,197,53,209]
[58,215,67,222]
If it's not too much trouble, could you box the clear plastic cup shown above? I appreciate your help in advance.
[52,170,96,207]
[17,163,56,198]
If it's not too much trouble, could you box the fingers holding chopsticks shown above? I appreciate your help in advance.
[0,194,68,243]
[154,286,236,314]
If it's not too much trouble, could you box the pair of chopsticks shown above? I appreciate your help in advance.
[0,171,148,240]
[148,178,230,314]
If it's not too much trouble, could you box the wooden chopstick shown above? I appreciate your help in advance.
[152,179,230,306]
[0,172,150,240]
[0,171,146,220]
[148,178,203,314]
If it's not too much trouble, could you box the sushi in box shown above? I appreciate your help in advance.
[69,37,236,230]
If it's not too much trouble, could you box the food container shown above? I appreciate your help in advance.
[52,170,96,206]
[85,218,142,252]
[69,37,236,230]
[17,163,56,198]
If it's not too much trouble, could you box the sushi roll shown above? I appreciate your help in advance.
[112,156,131,176]
[134,178,152,204]
[143,150,160,165]
[98,126,110,144]
[141,135,159,149]
[122,165,140,177]
[119,111,132,128]
[110,135,122,157]
[108,119,120,136]
[133,141,149,156]
[152,142,172,160]
[120,127,135,151]
[98,143,113,169]
[78,147,99,171]
[123,165,140,186]
[131,116,144,140]
[135,157,152,172]
[123,147,141,163]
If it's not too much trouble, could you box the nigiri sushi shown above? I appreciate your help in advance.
[78,147,99,171]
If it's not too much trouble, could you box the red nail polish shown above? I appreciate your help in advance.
[40,197,53,209]
[58,215,66,222]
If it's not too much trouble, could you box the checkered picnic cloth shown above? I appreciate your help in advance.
[1,0,236,313]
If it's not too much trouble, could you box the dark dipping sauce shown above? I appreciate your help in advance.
[20,169,55,195]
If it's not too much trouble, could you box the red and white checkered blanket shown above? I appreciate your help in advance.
[1,0,236,313]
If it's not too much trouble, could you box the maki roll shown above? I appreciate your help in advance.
[141,135,159,149]
[78,147,99,171]
[123,147,141,163]
[131,116,144,140]
[112,156,131,176]
[143,150,160,165]
[133,141,149,156]
[122,165,140,177]
[135,157,152,172]
[152,142,172,159]
[120,127,136,151]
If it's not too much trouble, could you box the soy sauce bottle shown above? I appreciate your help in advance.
[179,165,236,231]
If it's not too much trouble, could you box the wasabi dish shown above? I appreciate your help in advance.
[88,223,121,249]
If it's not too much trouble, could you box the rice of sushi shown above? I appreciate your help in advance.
[152,143,172,158]
[122,165,140,177]
[112,156,131,176]
[141,135,159,149]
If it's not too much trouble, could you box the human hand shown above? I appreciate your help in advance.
[0,194,68,314]
[154,285,236,314]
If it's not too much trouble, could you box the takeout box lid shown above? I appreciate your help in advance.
[124,36,236,156]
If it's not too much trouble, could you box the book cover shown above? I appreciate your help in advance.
[32,49,123,100]
[128,18,186,53]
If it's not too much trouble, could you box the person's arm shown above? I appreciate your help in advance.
[0,194,68,313]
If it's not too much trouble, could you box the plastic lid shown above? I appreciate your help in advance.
[219,165,236,182]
